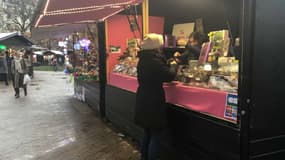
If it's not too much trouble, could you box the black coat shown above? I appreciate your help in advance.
[135,50,176,129]
[179,44,201,65]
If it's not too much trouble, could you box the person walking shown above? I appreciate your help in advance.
[135,33,177,160]
[0,51,9,86]
[23,50,33,78]
[11,52,28,98]
[5,51,12,81]
[51,57,58,71]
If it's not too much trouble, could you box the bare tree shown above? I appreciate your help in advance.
[3,0,39,33]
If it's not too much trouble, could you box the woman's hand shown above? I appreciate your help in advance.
[174,52,181,57]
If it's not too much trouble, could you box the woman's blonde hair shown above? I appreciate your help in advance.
[141,33,164,50]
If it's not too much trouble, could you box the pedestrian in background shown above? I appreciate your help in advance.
[5,51,12,81]
[0,51,9,86]
[135,33,177,160]
[23,50,33,78]
[11,52,28,98]
[51,57,57,71]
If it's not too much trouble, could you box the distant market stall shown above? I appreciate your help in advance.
[0,32,34,49]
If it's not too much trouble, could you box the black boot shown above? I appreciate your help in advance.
[24,88,27,96]
[14,88,17,96]
[15,88,20,98]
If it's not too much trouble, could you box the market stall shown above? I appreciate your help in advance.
[33,0,143,117]
[106,18,240,159]
[72,31,100,113]
[33,0,285,159]
[0,32,34,49]
[0,32,34,81]
[105,0,285,160]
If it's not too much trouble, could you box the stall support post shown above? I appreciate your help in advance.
[240,0,256,159]
[97,21,107,118]
[142,0,149,36]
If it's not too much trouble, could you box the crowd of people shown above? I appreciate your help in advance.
[0,50,32,98]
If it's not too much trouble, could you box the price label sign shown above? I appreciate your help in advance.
[224,93,238,121]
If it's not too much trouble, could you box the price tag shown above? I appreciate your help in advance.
[224,93,238,120]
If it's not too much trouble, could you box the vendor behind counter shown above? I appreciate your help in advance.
[174,32,206,65]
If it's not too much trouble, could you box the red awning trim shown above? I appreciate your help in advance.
[46,1,136,15]
[35,8,125,28]
[35,0,142,28]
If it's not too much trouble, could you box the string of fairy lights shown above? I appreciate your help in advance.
[35,0,141,27]
[45,2,133,14]
[45,7,106,16]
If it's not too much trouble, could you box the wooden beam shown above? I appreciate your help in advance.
[142,0,149,36]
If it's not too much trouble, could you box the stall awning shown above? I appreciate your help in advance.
[0,32,34,48]
[35,0,142,28]
[31,23,90,41]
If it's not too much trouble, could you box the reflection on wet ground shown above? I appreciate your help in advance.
[0,71,139,160]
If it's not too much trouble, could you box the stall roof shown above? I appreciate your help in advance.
[30,45,47,50]
[44,50,64,55]
[0,32,18,41]
[31,23,91,41]
[34,51,44,55]
[34,0,142,28]
[50,50,64,55]
[0,32,34,48]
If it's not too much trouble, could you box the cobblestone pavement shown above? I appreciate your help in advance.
[0,71,140,160]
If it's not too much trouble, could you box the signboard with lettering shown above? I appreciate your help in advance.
[224,93,238,121]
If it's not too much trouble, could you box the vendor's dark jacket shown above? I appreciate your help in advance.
[135,49,176,129]
[179,44,201,65]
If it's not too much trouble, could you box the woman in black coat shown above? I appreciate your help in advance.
[135,34,176,160]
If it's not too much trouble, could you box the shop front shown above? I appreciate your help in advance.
[32,23,101,113]
[33,0,285,159]
[105,1,240,159]
[33,1,142,117]
[70,29,101,113]
[105,0,285,160]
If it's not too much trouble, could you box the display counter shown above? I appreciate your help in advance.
[74,79,100,114]
[106,74,240,159]
[109,72,237,123]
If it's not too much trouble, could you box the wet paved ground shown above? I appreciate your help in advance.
[0,71,140,160]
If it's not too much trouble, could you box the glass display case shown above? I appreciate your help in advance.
[113,56,138,77]
[176,58,238,93]
[175,30,238,93]
[112,30,239,93]
[113,38,139,77]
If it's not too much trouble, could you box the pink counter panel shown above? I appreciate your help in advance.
[109,73,237,123]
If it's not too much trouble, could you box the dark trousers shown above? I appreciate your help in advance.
[141,128,163,160]
[53,64,57,71]
[28,66,33,78]
[1,73,9,85]
[15,87,27,96]
[12,73,27,96]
